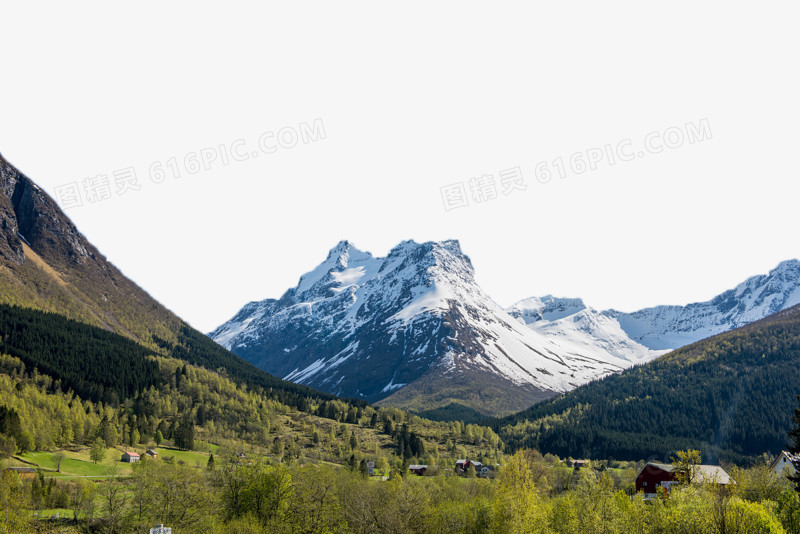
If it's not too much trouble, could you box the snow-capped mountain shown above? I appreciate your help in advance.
[611,259,800,349]
[210,240,645,416]
[509,259,800,361]
[212,239,800,417]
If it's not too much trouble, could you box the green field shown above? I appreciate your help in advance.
[19,448,133,478]
[149,446,213,468]
[15,446,220,478]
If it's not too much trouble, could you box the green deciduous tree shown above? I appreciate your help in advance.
[54,451,65,472]
[90,438,106,464]
[0,469,33,533]
[68,479,97,526]
[492,450,550,533]
[99,475,129,534]
[131,460,212,531]
[671,449,702,485]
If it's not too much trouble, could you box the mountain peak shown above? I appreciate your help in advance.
[212,237,624,415]
[326,239,353,258]
[293,240,375,295]
[773,259,800,274]
[324,240,372,266]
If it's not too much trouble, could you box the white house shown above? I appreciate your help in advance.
[121,452,140,463]
[772,451,798,477]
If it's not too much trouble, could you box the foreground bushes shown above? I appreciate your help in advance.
[2,450,797,533]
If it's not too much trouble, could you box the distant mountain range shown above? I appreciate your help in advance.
[508,258,800,362]
[211,239,800,417]
[498,302,800,463]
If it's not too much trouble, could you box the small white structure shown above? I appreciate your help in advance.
[121,452,140,463]
[150,525,172,534]
[772,451,798,477]
[366,461,375,476]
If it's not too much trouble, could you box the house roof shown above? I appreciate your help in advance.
[408,465,428,470]
[7,467,36,473]
[123,452,140,457]
[772,451,799,469]
[639,462,732,485]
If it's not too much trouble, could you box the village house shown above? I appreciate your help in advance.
[145,449,159,460]
[455,459,482,474]
[121,451,140,463]
[772,451,798,477]
[408,464,428,476]
[569,459,589,469]
[635,462,732,499]
[6,466,36,480]
[366,461,375,476]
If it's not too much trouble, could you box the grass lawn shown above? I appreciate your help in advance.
[16,443,222,479]
[21,448,134,478]
[150,447,212,468]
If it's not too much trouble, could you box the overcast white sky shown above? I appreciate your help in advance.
[2,2,799,332]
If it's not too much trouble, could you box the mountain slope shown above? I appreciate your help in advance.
[498,304,800,463]
[507,297,667,365]
[0,152,341,406]
[211,240,650,416]
[0,152,178,345]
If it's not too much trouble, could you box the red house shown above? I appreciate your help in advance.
[455,459,482,474]
[635,462,732,499]
[636,463,677,497]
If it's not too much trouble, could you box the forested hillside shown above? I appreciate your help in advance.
[0,308,503,478]
[499,304,800,463]
[0,154,343,410]
[0,303,344,411]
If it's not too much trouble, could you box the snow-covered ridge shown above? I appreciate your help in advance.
[509,258,800,358]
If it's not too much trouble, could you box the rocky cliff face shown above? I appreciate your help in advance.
[0,152,178,344]
[0,154,92,266]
